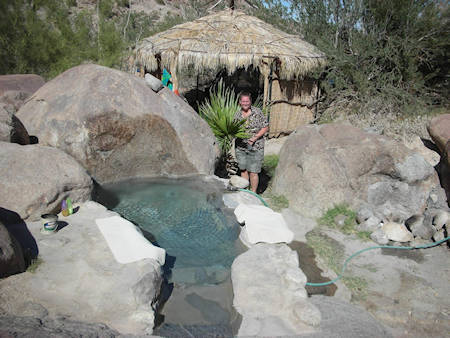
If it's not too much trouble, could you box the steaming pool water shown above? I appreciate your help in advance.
[94,176,244,336]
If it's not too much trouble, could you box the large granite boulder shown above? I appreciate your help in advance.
[272,123,440,220]
[0,74,45,113]
[0,105,29,144]
[17,64,217,183]
[0,220,25,278]
[232,243,320,336]
[0,142,92,221]
[428,114,450,203]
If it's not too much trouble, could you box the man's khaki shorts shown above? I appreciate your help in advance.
[235,147,264,173]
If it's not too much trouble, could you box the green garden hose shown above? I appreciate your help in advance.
[305,237,450,286]
[236,188,450,287]
[238,188,269,207]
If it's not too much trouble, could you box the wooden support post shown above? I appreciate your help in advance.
[170,57,178,91]
[261,61,270,108]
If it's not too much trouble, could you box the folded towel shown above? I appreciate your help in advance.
[96,215,166,265]
[234,204,294,245]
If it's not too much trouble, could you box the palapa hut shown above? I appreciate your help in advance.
[134,9,326,137]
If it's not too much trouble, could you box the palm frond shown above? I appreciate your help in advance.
[199,80,248,155]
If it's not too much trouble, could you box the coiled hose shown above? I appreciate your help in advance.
[237,188,450,287]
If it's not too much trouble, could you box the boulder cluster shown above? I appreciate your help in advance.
[272,120,450,245]
[0,65,217,278]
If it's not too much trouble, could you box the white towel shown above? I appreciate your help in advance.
[96,215,166,265]
[234,204,294,245]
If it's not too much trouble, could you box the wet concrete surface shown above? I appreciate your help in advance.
[154,276,240,337]
[288,241,337,296]
[380,246,425,263]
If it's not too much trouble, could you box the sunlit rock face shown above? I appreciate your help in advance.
[272,123,441,221]
[17,64,217,183]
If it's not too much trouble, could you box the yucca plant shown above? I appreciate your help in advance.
[199,80,248,156]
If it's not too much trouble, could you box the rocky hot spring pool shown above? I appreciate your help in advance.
[94,176,245,336]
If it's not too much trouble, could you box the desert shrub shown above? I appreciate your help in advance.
[254,0,449,118]
[0,0,174,79]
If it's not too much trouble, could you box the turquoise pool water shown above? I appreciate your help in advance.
[94,176,244,285]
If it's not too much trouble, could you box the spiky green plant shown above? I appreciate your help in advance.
[199,80,248,155]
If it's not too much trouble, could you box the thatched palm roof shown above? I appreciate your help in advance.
[135,9,326,81]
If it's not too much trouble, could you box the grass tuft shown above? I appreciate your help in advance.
[262,187,289,212]
[27,257,43,273]
[306,229,345,273]
[319,204,370,241]
[306,228,369,300]
[262,154,279,178]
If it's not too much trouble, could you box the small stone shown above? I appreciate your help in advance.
[382,222,414,242]
[429,193,438,203]
[405,214,424,229]
[356,206,373,224]
[293,299,322,327]
[144,73,163,92]
[394,153,434,183]
[406,215,434,240]
[357,216,381,232]
[432,210,449,230]
[229,175,250,189]
[432,229,445,242]
[370,228,389,245]
[334,214,347,227]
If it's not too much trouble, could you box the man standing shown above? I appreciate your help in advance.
[234,92,269,193]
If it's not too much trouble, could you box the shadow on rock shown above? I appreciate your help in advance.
[0,207,38,266]
[91,180,120,210]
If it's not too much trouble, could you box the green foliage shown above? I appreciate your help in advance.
[150,12,185,35]
[99,0,115,19]
[342,275,368,300]
[251,0,300,34]
[259,0,450,117]
[27,257,43,273]
[264,191,289,211]
[199,80,248,155]
[319,204,356,229]
[116,0,130,7]
[356,230,372,241]
[99,20,124,68]
[306,229,345,275]
[262,154,279,177]
[318,204,370,240]
[306,229,368,299]
[0,0,168,79]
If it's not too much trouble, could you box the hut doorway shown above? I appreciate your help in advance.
[182,66,263,112]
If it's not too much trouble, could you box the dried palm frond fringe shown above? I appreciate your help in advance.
[135,9,326,80]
